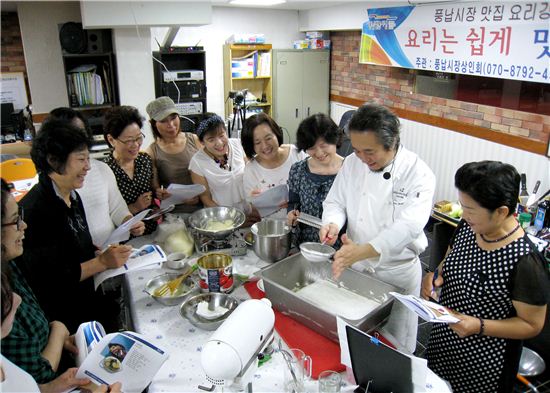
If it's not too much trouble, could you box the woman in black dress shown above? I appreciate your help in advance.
[104,106,157,235]
[422,161,549,393]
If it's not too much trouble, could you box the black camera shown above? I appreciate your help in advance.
[228,89,248,106]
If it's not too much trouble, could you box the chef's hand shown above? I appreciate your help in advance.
[332,234,367,278]
[155,187,171,200]
[449,313,481,338]
[421,269,444,300]
[319,223,339,246]
[287,209,299,227]
[99,244,133,269]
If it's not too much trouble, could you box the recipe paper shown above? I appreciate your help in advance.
[101,209,150,250]
[160,184,206,209]
[250,184,288,217]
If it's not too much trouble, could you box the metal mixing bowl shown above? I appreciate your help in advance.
[180,292,240,330]
[144,273,199,306]
[251,219,291,263]
[188,207,245,240]
[519,347,546,376]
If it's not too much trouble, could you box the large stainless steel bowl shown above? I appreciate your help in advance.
[188,207,245,240]
[251,219,291,263]
[180,292,240,331]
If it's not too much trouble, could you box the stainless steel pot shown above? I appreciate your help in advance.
[251,219,291,263]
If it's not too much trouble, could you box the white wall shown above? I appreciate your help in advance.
[298,2,408,31]
[113,28,156,146]
[17,1,81,113]
[151,6,302,117]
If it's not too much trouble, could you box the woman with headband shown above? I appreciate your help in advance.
[189,114,259,223]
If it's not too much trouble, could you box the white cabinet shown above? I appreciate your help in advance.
[272,50,330,143]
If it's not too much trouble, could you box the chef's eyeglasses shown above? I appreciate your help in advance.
[1,206,24,231]
[117,133,145,146]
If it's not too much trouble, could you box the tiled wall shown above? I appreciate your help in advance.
[330,30,550,144]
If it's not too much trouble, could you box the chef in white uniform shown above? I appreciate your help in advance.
[320,104,435,353]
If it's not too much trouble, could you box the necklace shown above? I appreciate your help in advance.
[480,223,520,243]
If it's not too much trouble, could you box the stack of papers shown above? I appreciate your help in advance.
[160,184,205,209]
[389,292,459,323]
[101,209,150,250]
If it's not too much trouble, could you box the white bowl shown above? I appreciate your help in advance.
[166,252,188,269]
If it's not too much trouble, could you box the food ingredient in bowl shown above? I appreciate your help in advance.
[165,229,195,256]
[295,279,380,320]
[204,219,234,231]
[154,283,191,298]
[196,301,229,320]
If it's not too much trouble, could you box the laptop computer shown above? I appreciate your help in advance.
[346,325,413,393]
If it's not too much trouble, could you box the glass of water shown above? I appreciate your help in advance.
[318,370,342,393]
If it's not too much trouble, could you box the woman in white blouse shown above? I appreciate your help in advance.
[189,114,256,222]
[240,113,307,218]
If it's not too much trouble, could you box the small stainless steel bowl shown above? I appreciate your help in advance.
[519,347,546,376]
[180,292,239,331]
[144,273,199,306]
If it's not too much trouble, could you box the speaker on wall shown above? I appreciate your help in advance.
[86,30,112,54]
[59,22,87,54]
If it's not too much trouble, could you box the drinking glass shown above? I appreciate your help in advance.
[318,370,342,393]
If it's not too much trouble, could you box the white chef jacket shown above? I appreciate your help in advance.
[322,145,436,271]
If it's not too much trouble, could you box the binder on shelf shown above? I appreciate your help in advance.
[67,63,111,107]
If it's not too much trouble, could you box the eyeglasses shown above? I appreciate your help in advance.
[117,133,145,146]
[1,206,24,231]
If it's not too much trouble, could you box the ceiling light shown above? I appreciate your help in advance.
[230,0,286,6]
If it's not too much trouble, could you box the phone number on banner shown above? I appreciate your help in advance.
[415,57,549,81]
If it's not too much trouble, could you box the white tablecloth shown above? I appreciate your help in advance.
[124,236,450,392]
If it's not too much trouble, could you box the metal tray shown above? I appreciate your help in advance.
[260,252,403,342]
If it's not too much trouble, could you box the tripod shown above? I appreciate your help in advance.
[230,102,247,135]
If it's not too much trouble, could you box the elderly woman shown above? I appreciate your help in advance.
[241,113,307,219]
[48,107,144,246]
[422,161,549,393]
[15,120,132,333]
[104,106,157,235]
[287,114,344,246]
[189,114,250,212]
[145,97,201,213]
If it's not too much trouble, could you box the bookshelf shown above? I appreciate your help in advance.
[62,52,118,109]
[223,44,272,118]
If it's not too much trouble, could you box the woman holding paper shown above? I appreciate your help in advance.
[422,161,549,393]
[287,114,344,246]
[104,106,157,235]
[241,113,307,219]
[145,97,202,213]
[14,120,132,334]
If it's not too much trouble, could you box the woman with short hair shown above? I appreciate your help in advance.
[15,120,132,334]
[423,161,550,393]
[104,106,157,234]
[240,113,307,219]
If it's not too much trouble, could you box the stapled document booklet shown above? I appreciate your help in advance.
[67,330,169,392]
[389,292,460,323]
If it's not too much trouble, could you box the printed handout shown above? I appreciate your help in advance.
[389,292,460,323]
[160,184,206,209]
[101,209,151,250]
[250,184,288,217]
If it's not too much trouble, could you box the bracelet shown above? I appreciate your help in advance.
[477,317,485,336]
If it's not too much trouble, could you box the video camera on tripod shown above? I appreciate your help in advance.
[228,89,248,107]
[228,89,248,135]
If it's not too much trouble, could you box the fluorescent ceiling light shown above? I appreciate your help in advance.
[230,0,286,6]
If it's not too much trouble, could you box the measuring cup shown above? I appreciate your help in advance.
[282,348,312,393]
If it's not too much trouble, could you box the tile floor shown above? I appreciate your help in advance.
[416,221,549,392]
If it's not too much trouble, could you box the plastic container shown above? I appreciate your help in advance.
[518,212,532,229]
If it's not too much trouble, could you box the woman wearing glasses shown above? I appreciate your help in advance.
[14,120,132,334]
[104,106,157,235]
[145,97,201,213]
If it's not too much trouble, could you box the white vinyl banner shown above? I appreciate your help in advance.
[359,2,550,83]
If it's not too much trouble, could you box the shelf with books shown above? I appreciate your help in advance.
[62,52,118,109]
[223,43,272,117]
